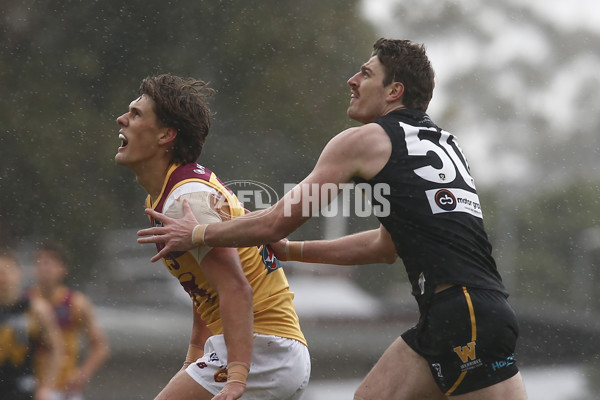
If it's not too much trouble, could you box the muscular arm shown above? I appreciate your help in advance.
[31,297,64,399]
[164,187,253,367]
[278,224,397,265]
[199,246,254,369]
[67,294,110,392]
[138,124,392,259]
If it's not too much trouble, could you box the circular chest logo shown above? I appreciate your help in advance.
[435,189,456,211]
[224,180,279,212]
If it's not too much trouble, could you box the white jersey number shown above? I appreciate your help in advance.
[401,122,475,189]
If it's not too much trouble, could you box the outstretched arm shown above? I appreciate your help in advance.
[138,124,392,259]
[271,224,398,265]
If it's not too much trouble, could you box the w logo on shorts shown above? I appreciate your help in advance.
[453,341,483,371]
[453,341,476,363]
[260,245,282,274]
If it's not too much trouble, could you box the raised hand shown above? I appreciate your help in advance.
[137,199,201,262]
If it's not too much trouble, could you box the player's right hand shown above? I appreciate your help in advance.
[138,199,200,262]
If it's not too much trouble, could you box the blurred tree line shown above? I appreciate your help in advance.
[2,0,599,315]
[0,0,374,282]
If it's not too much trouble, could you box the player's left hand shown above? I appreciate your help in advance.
[212,381,246,400]
[137,199,200,262]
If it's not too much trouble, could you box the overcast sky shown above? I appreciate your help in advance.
[360,0,600,188]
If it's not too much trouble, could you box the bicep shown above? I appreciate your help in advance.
[276,126,391,221]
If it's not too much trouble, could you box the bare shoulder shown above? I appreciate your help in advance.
[71,290,93,312]
[308,123,392,185]
[331,123,392,180]
[30,296,54,322]
[335,123,388,143]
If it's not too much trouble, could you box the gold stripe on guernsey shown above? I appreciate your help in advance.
[149,164,179,209]
[445,286,477,396]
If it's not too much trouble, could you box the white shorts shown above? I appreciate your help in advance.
[186,334,310,400]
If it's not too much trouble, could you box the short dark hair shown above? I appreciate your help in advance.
[372,38,435,112]
[139,74,215,165]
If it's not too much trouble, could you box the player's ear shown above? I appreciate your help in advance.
[159,127,178,145]
[387,82,404,102]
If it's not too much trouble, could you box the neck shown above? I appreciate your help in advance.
[135,161,173,201]
[385,104,407,115]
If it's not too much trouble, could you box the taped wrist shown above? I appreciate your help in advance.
[285,241,304,261]
[227,361,250,386]
[192,224,208,247]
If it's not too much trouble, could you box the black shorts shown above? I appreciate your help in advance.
[401,285,520,396]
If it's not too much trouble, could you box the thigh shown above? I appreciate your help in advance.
[155,369,214,400]
[354,336,447,400]
[452,372,527,400]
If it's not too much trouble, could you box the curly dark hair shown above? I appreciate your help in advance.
[139,74,215,165]
[372,38,435,112]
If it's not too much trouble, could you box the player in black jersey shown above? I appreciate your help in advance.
[0,248,64,400]
[138,39,527,399]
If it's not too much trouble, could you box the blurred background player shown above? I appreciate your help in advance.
[29,241,110,400]
[0,247,64,400]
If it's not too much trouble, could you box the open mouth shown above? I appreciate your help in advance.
[119,133,128,147]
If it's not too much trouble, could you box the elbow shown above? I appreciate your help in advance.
[383,253,398,264]
[380,245,398,264]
